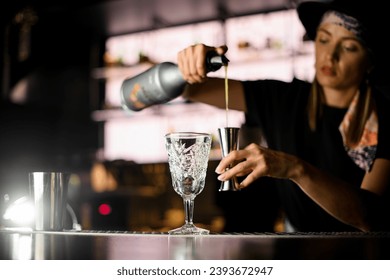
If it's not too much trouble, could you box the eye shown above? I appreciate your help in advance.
[319,38,328,44]
[315,32,330,45]
[341,42,359,52]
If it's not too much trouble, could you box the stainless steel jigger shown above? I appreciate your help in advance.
[218,127,240,191]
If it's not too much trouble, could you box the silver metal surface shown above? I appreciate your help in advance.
[218,127,240,191]
[1,228,389,260]
[29,172,70,231]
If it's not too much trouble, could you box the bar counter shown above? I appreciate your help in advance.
[1,228,390,260]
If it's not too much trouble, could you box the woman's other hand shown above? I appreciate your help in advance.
[215,143,302,188]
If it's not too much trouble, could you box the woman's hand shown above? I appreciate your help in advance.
[177,44,228,84]
[215,143,302,188]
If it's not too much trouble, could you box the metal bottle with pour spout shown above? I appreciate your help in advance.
[120,51,229,111]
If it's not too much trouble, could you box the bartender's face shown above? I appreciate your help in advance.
[314,22,370,91]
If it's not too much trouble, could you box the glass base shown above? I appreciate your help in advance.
[168,224,209,235]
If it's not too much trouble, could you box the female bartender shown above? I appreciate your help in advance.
[177,0,390,232]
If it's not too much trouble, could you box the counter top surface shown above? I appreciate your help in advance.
[1,229,390,260]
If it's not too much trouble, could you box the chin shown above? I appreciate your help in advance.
[316,75,339,88]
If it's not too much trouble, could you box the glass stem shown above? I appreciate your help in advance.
[183,197,194,226]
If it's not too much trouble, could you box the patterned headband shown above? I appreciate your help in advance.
[320,10,366,45]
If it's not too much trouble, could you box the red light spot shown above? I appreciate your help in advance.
[98,203,112,215]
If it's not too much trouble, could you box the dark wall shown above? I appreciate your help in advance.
[0,3,104,201]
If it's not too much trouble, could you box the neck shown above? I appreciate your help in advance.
[322,87,357,108]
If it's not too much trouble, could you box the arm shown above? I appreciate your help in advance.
[182,78,246,111]
[292,157,390,232]
[216,143,390,231]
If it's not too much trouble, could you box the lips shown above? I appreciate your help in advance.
[320,66,336,76]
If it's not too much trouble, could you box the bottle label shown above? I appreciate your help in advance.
[128,83,146,110]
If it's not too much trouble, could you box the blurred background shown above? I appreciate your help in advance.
[0,0,322,232]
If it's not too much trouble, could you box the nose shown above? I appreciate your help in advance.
[327,44,341,61]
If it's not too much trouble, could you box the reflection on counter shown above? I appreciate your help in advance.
[2,229,390,260]
[7,232,69,260]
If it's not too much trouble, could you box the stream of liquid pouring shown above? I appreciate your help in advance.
[224,65,229,127]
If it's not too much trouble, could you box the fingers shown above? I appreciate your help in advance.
[215,150,244,174]
[215,143,261,174]
[238,172,259,189]
[177,44,206,83]
[216,159,262,189]
[216,45,228,56]
[216,159,250,180]
[215,143,267,189]
[177,44,224,84]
